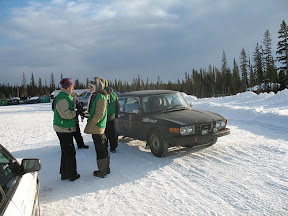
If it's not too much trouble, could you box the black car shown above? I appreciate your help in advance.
[8,97,20,105]
[19,97,28,104]
[115,90,231,157]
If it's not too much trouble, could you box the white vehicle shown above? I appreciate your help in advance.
[0,144,41,216]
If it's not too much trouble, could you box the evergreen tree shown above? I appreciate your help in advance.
[263,30,276,90]
[74,78,80,89]
[192,69,201,96]
[50,73,56,91]
[232,58,241,94]
[44,79,49,95]
[38,77,43,96]
[221,51,228,94]
[22,72,28,97]
[146,77,149,90]
[137,74,141,90]
[30,73,36,96]
[156,75,161,89]
[22,72,26,87]
[253,43,264,92]
[208,65,216,97]
[239,48,249,91]
[276,20,288,90]
[248,56,255,89]
[30,73,35,87]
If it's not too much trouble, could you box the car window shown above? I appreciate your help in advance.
[118,97,125,112]
[124,97,140,113]
[143,93,188,112]
[0,150,18,196]
[85,92,91,98]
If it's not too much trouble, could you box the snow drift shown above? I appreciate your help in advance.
[0,90,287,215]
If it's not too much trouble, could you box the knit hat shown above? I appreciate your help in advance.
[60,78,74,89]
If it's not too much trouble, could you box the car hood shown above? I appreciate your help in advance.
[147,109,225,126]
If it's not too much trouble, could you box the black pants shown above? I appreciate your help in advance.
[72,120,85,147]
[92,134,108,160]
[105,119,118,150]
[56,132,77,179]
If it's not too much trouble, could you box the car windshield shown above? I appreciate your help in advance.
[142,92,188,112]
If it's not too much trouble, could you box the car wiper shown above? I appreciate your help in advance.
[162,105,187,112]
[170,105,186,109]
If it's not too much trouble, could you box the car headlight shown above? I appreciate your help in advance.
[216,120,226,129]
[180,126,195,136]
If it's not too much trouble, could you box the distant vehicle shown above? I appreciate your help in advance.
[115,90,231,157]
[27,96,40,104]
[19,97,28,104]
[0,144,41,216]
[78,91,91,107]
[8,97,20,105]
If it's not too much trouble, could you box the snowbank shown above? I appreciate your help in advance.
[0,90,287,215]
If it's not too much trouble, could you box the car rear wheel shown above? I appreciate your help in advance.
[148,131,169,157]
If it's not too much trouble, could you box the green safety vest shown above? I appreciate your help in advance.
[107,91,118,115]
[53,92,76,128]
[87,93,107,128]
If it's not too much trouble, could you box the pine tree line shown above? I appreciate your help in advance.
[1,20,287,99]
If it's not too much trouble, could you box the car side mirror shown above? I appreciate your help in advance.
[21,159,41,173]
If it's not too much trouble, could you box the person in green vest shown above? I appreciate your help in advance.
[84,76,110,178]
[104,80,120,153]
[53,78,80,182]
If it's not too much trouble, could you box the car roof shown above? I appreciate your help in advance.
[119,90,178,97]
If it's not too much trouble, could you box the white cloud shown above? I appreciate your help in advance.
[1,0,287,85]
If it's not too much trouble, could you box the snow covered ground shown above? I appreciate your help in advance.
[0,90,287,216]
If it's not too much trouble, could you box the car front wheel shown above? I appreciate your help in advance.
[148,131,169,157]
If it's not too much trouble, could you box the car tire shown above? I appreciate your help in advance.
[148,131,169,157]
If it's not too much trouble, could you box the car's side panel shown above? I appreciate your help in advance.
[2,199,22,216]
[127,113,145,139]
[4,172,39,216]
[116,112,131,136]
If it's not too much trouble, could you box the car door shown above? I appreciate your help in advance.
[123,97,143,139]
[0,146,40,216]
[115,97,130,136]
[0,148,22,215]
[115,97,142,138]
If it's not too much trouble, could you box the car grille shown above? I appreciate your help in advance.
[195,123,213,134]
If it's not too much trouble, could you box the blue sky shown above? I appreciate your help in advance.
[0,0,287,86]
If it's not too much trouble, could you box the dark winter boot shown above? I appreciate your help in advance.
[93,158,108,178]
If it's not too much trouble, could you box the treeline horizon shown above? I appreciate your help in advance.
[1,20,287,99]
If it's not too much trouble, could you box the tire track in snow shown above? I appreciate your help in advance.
[154,125,288,215]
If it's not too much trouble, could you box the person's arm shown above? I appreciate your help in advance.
[115,97,120,117]
[56,99,76,119]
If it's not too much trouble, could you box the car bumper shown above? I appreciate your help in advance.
[167,128,231,147]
